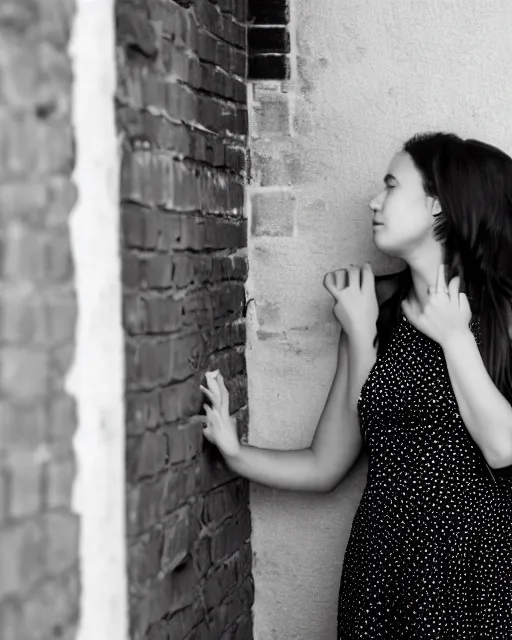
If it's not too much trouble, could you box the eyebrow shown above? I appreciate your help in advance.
[384,173,397,185]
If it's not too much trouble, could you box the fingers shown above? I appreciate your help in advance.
[459,291,472,318]
[437,263,447,291]
[361,262,374,291]
[448,274,460,299]
[333,268,347,290]
[323,269,348,299]
[323,271,339,299]
[199,384,215,404]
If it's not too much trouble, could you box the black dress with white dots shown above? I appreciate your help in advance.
[337,311,512,639]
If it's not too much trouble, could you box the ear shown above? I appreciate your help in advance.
[431,198,442,217]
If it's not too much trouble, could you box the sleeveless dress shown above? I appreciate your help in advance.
[337,311,512,639]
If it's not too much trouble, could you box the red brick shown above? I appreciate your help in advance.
[162,463,199,514]
[203,480,247,525]
[136,430,169,479]
[0,470,6,525]
[44,512,79,575]
[122,204,145,248]
[47,343,74,394]
[0,598,23,640]
[48,393,77,442]
[8,461,43,519]
[0,287,45,344]
[250,190,295,237]
[200,445,237,492]
[127,476,167,537]
[126,389,162,435]
[144,254,173,289]
[160,378,202,424]
[124,293,148,335]
[117,5,158,59]
[166,601,204,639]
[45,289,76,346]
[168,162,201,211]
[123,252,142,288]
[167,331,206,382]
[0,181,47,227]
[165,419,203,465]
[0,520,46,599]
[161,505,192,573]
[204,544,250,610]
[45,455,75,509]
[38,116,74,176]
[46,176,77,227]
[39,0,76,48]
[128,526,164,596]
[0,347,48,400]
[210,510,251,562]
[23,570,79,640]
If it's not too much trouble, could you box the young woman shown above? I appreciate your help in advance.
[200,132,512,638]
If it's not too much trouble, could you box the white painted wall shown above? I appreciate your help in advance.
[247,1,512,639]
[68,1,128,639]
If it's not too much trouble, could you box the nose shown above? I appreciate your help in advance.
[369,190,384,213]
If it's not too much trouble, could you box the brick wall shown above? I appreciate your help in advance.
[0,1,80,640]
[116,1,253,638]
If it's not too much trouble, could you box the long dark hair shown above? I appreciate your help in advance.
[377,132,512,405]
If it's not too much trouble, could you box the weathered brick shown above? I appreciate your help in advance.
[48,393,76,442]
[0,400,46,453]
[250,189,295,237]
[0,598,23,640]
[166,601,204,639]
[44,512,79,575]
[160,378,202,424]
[118,1,251,636]
[0,520,46,599]
[127,389,161,435]
[210,510,251,563]
[124,293,148,335]
[204,543,251,610]
[117,5,158,59]
[203,480,247,525]
[128,526,164,595]
[136,430,169,479]
[162,463,199,515]
[8,461,43,519]
[165,420,203,465]
[22,569,79,640]
[0,347,48,400]
[127,476,167,537]
[161,505,193,573]
[45,455,75,509]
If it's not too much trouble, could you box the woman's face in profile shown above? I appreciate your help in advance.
[369,151,440,259]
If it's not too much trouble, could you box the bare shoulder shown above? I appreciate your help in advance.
[374,269,407,307]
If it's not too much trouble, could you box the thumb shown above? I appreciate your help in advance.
[459,292,472,322]
[401,298,419,328]
[323,271,341,300]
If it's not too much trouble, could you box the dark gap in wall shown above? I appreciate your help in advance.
[248,0,289,80]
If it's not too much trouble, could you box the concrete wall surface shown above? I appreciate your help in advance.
[246,1,512,638]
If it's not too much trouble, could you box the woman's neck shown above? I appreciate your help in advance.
[406,246,445,309]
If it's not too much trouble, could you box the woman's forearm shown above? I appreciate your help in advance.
[442,329,512,468]
[223,330,364,493]
[224,444,323,492]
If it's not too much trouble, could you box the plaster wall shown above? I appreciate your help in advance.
[246,2,512,639]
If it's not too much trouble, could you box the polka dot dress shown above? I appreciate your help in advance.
[337,312,512,639]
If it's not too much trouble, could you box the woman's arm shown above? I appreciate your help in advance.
[442,329,512,469]
[224,330,367,493]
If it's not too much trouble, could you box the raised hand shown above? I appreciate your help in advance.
[200,370,241,459]
[323,263,379,341]
[401,264,472,347]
